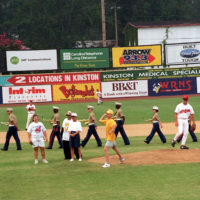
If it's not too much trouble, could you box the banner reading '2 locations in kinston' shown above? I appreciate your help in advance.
[6,49,58,71]
[101,80,148,98]
[112,45,162,68]
[6,72,100,85]
[60,48,110,69]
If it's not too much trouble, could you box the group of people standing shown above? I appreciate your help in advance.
[1,95,197,167]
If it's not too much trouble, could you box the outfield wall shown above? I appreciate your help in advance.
[0,67,200,104]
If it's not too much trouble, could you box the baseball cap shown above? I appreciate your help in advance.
[29,100,33,102]
[106,109,114,115]
[153,106,159,110]
[88,105,94,109]
[183,95,189,100]
[71,113,77,117]
[66,111,72,116]
[7,108,13,112]
[53,106,59,110]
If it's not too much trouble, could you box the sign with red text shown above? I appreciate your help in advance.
[2,85,52,104]
[6,72,100,86]
[101,80,148,98]
[52,83,100,101]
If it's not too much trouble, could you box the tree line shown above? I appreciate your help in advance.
[0,0,199,49]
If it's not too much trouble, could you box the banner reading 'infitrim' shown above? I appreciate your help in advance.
[112,45,162,68]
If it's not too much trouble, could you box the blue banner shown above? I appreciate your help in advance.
[148,77,197,96]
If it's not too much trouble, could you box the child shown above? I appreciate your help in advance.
[68,113,82,162]
[144,106,166,144]
[27,114,48,164]
[99,109,125,168]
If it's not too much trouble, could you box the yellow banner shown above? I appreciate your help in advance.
[53,83,100,101]
[112,45,162,67]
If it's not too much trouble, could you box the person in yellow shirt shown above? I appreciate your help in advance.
[99,109,125,168]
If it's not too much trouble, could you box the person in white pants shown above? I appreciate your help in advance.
[171,95,195,149]
[96,89,103,105]
[26,100,36,130]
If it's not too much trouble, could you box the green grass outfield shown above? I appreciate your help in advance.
[0,96,200,131]
[1,135,200,200]
[1,96,200,200]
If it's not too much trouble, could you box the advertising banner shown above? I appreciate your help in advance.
[101,67,200,81]
[6,72,100,86]
[197,77,200,93]
[2,85,52,104]
[52,83,100,101]
[60,48,109,69]
[101,80,148,98]
[165,42,200,65]
[148,77,197,96]
[112,45,162,68]
[6,49,58,71]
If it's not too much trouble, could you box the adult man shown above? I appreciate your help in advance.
[46,106,63,149]
[1,108,22,151]
[26,100,36,130]
[81,106,102,147]
[96,89,103,105]
[171,95,195,149]
[114,102,130,145]
[61,111,79,159]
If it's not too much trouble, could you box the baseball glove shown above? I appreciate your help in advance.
[190,123,196,132]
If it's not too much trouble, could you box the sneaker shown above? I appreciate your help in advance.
[78,158,82,162]
[144,140,149,144]
[42,159,48,164]
[180,145,189,149]
[171,140,176,147]
[102,163,110,168]
[1,148,8,151]
[70,158,74,162]
[34,160,38,164]
[120,157,125,163]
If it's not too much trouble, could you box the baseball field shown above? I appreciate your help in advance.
[1,96,200,200]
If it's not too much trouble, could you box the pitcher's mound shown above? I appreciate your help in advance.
[88,149,200,166]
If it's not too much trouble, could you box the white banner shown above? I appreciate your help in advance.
[197,77,200,93]
[165,43,200,65]
[2,85,52,104]
[6,50,57,71]
[101,80,148,98]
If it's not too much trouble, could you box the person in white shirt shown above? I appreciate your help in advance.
[171,95,195,149]
[68,113,82,162]
[26,100,36,130]
[96,89,103,105]
[27,114,48,164]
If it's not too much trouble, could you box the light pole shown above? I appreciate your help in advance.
[101,0,106,47]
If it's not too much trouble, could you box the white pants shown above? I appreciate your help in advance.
[174,119,189,145]
[97,97,102,104]
[31,137,45,148]
[26,113,34,129]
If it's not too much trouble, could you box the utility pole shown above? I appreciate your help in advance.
[101,0,106,47]
[114,3,118,46]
